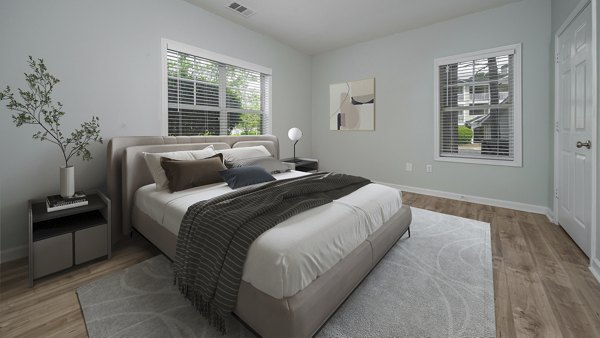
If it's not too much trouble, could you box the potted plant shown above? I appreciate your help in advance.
[0,56,102,197]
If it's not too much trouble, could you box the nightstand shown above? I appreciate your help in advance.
[281,157,319,172]
[28,191,111,287]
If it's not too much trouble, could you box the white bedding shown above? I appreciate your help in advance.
[134,171,402,299]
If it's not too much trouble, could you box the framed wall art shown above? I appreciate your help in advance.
[329,78,375,130]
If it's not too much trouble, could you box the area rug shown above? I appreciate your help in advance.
[77,207,495,338]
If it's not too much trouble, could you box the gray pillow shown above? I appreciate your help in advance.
[227,156,290,174]
[219,166,275,189]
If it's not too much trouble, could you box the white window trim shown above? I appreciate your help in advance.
[160,38,273,136]
[433,43,523,167]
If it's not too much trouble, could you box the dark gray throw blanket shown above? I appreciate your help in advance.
[173,172,370,333]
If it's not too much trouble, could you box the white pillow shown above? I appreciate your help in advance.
[143,146,216,191]
[217,145,272,163]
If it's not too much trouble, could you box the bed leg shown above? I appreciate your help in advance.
[408,226,411,238]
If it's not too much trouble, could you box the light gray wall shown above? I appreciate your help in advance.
[552,0,585,34]
[0,0,312,257]
[311,0,551,207]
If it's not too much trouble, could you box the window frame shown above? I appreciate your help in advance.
[161,38,272,136]
[433,44,522,167]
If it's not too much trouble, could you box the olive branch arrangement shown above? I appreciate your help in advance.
[0,56,102,167]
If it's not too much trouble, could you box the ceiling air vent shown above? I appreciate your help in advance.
[226,1,255,18]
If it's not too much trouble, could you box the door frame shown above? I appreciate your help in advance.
[553,0,597,264]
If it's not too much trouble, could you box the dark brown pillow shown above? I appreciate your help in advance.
[160,153,226,192]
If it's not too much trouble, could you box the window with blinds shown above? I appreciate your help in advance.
[165,44,271,136]
[434,44,522,167]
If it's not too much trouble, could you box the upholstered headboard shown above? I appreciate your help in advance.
[106,135,279,244]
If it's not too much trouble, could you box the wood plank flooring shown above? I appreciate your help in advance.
[1,192,599,337]
[402,192,600,338]
[0,238,158,337]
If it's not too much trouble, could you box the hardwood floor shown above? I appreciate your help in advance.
[402,192,600,338]
[1,192,599,337]
[0,238,159,337]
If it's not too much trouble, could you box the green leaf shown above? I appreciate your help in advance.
[1,56,102,164]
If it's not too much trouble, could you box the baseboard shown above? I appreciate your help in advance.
[590,258,600,284]
[1,244,28,264]
[376,181,553,217]
[545,210,557,224]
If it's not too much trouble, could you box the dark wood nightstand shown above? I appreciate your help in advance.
[281,157,319,172]
[28,191,111,286]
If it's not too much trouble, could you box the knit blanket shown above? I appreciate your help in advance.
[173,172,371,333]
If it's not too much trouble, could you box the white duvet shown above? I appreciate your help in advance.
[134,171,401,299]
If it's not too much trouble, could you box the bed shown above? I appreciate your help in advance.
[106,135,412,338]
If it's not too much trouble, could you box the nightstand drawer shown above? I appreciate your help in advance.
[33,233,73,278]
[75,224,108,264]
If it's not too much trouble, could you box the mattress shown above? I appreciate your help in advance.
[134,171,402,299]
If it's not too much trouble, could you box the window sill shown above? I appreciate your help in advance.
[434,155,522,167]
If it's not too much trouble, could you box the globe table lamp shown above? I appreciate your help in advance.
[288,127,303,162]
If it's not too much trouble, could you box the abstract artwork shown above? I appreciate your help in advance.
[330,78,375,130]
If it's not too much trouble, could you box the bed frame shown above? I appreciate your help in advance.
[106,135,412,338]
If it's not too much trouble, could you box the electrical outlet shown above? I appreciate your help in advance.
[405,163,413,172]
[426,164,433,173]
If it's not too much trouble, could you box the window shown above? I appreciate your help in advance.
[162,39,272,136]
[434,44,521,166]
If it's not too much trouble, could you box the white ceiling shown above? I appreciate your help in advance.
[184,0,522,55]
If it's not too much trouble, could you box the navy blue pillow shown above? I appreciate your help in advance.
[219,166,275,189]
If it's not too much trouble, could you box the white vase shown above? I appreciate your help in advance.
[60,166,75,198]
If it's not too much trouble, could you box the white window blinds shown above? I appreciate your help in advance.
[434,45,521,166]
[166,47,271,136]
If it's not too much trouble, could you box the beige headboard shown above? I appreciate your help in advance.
[106,135,279,244]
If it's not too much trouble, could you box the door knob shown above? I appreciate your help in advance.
[576,140,591,149]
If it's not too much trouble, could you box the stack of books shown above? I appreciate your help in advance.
[46,192,88,212]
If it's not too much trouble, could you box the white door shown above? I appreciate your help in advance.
[557,2,594,256]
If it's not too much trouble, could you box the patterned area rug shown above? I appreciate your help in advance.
[77,208,495,337]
